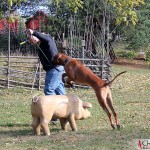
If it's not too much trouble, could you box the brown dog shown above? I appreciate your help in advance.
[53,53,126,129]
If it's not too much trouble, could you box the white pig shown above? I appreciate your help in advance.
[31,94,92,136]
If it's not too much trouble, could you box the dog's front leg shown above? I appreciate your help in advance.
[62,73,67,83]
[62,73,75,88]
[65,76,75,88]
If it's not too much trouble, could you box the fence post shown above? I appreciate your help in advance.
[81,40,85,63]
[7,23,11,88]
[38,60,41,90]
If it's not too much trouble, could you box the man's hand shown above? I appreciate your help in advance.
[26,29,40,44]
[26,29,34,36]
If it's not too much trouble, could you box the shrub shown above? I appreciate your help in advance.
[120,50,136,59]
[145,49,150,61]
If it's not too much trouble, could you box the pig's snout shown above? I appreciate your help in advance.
[81,102,92,119]
[83,108,91,119]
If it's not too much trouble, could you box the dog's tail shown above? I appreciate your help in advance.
[103,71,127,87]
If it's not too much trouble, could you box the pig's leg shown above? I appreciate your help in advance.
[32,117,41,135]
[59,118,68,131]
[40,117,50,136]
[68,114,77,131]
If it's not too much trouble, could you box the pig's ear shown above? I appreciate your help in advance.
[83,102,92,108]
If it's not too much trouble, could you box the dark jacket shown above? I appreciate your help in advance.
[33,31,60,71]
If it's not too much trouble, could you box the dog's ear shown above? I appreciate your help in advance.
[56,55,61,63]
[53,53,61,64]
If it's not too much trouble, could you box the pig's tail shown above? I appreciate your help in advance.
[32,96,39,103]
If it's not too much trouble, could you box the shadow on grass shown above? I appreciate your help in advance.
[0,123,61,137]
[0,129,32,136]
[0,123,30,127]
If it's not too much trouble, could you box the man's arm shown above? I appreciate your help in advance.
[33,31,50,42]
[26,29,50,42]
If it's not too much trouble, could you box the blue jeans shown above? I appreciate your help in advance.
[44,66,66,95]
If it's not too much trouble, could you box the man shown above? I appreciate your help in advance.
[26,29,66,96]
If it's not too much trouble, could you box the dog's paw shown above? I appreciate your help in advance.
[68,81,75,89]
[117,124,120,130]
[111,124,116,129]
[62,76,68,83]
[117,124,124,130]
[64,83,71,88]
[71,83,75,89]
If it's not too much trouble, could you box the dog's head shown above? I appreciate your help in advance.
[53,53,71,66]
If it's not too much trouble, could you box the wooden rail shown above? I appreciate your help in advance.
[0,56,101,90]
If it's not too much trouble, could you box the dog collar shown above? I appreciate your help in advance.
[63,57,71,65]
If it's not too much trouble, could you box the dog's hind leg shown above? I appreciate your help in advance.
[102,104,115,129]
[106,89,120,129]
[96,92,115,129]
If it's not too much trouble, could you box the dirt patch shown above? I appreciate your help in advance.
[113,58,150,69]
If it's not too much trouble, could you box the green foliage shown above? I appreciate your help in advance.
[108,0,144,25]
[113,42,150,62]
[145,49,150,61]
[120,50,137,59]
[126,28,149,50]
[125,0,150,50]
[54,0,83,13]
[42,14,68,38]
[0,0,26,20]
[53,0,144,25]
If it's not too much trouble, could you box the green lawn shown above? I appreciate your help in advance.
[0,65,149,150]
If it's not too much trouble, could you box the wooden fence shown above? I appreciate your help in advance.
[0,56,102,90]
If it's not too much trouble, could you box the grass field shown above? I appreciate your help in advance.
[0,64,149,150]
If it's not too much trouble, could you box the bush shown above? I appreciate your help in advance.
[120,50,136,59]
[145,49,150,61]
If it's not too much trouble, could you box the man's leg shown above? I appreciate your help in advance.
[55,69,66,95]
[55,82,66,95]
[44,68,59,95]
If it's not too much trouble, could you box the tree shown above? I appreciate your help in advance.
[108,0,144,25]
[0,0,144,25]
[125,0,150,50]
[54,0,83,13]
[54,0,144,25]
[0,0,24,17]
